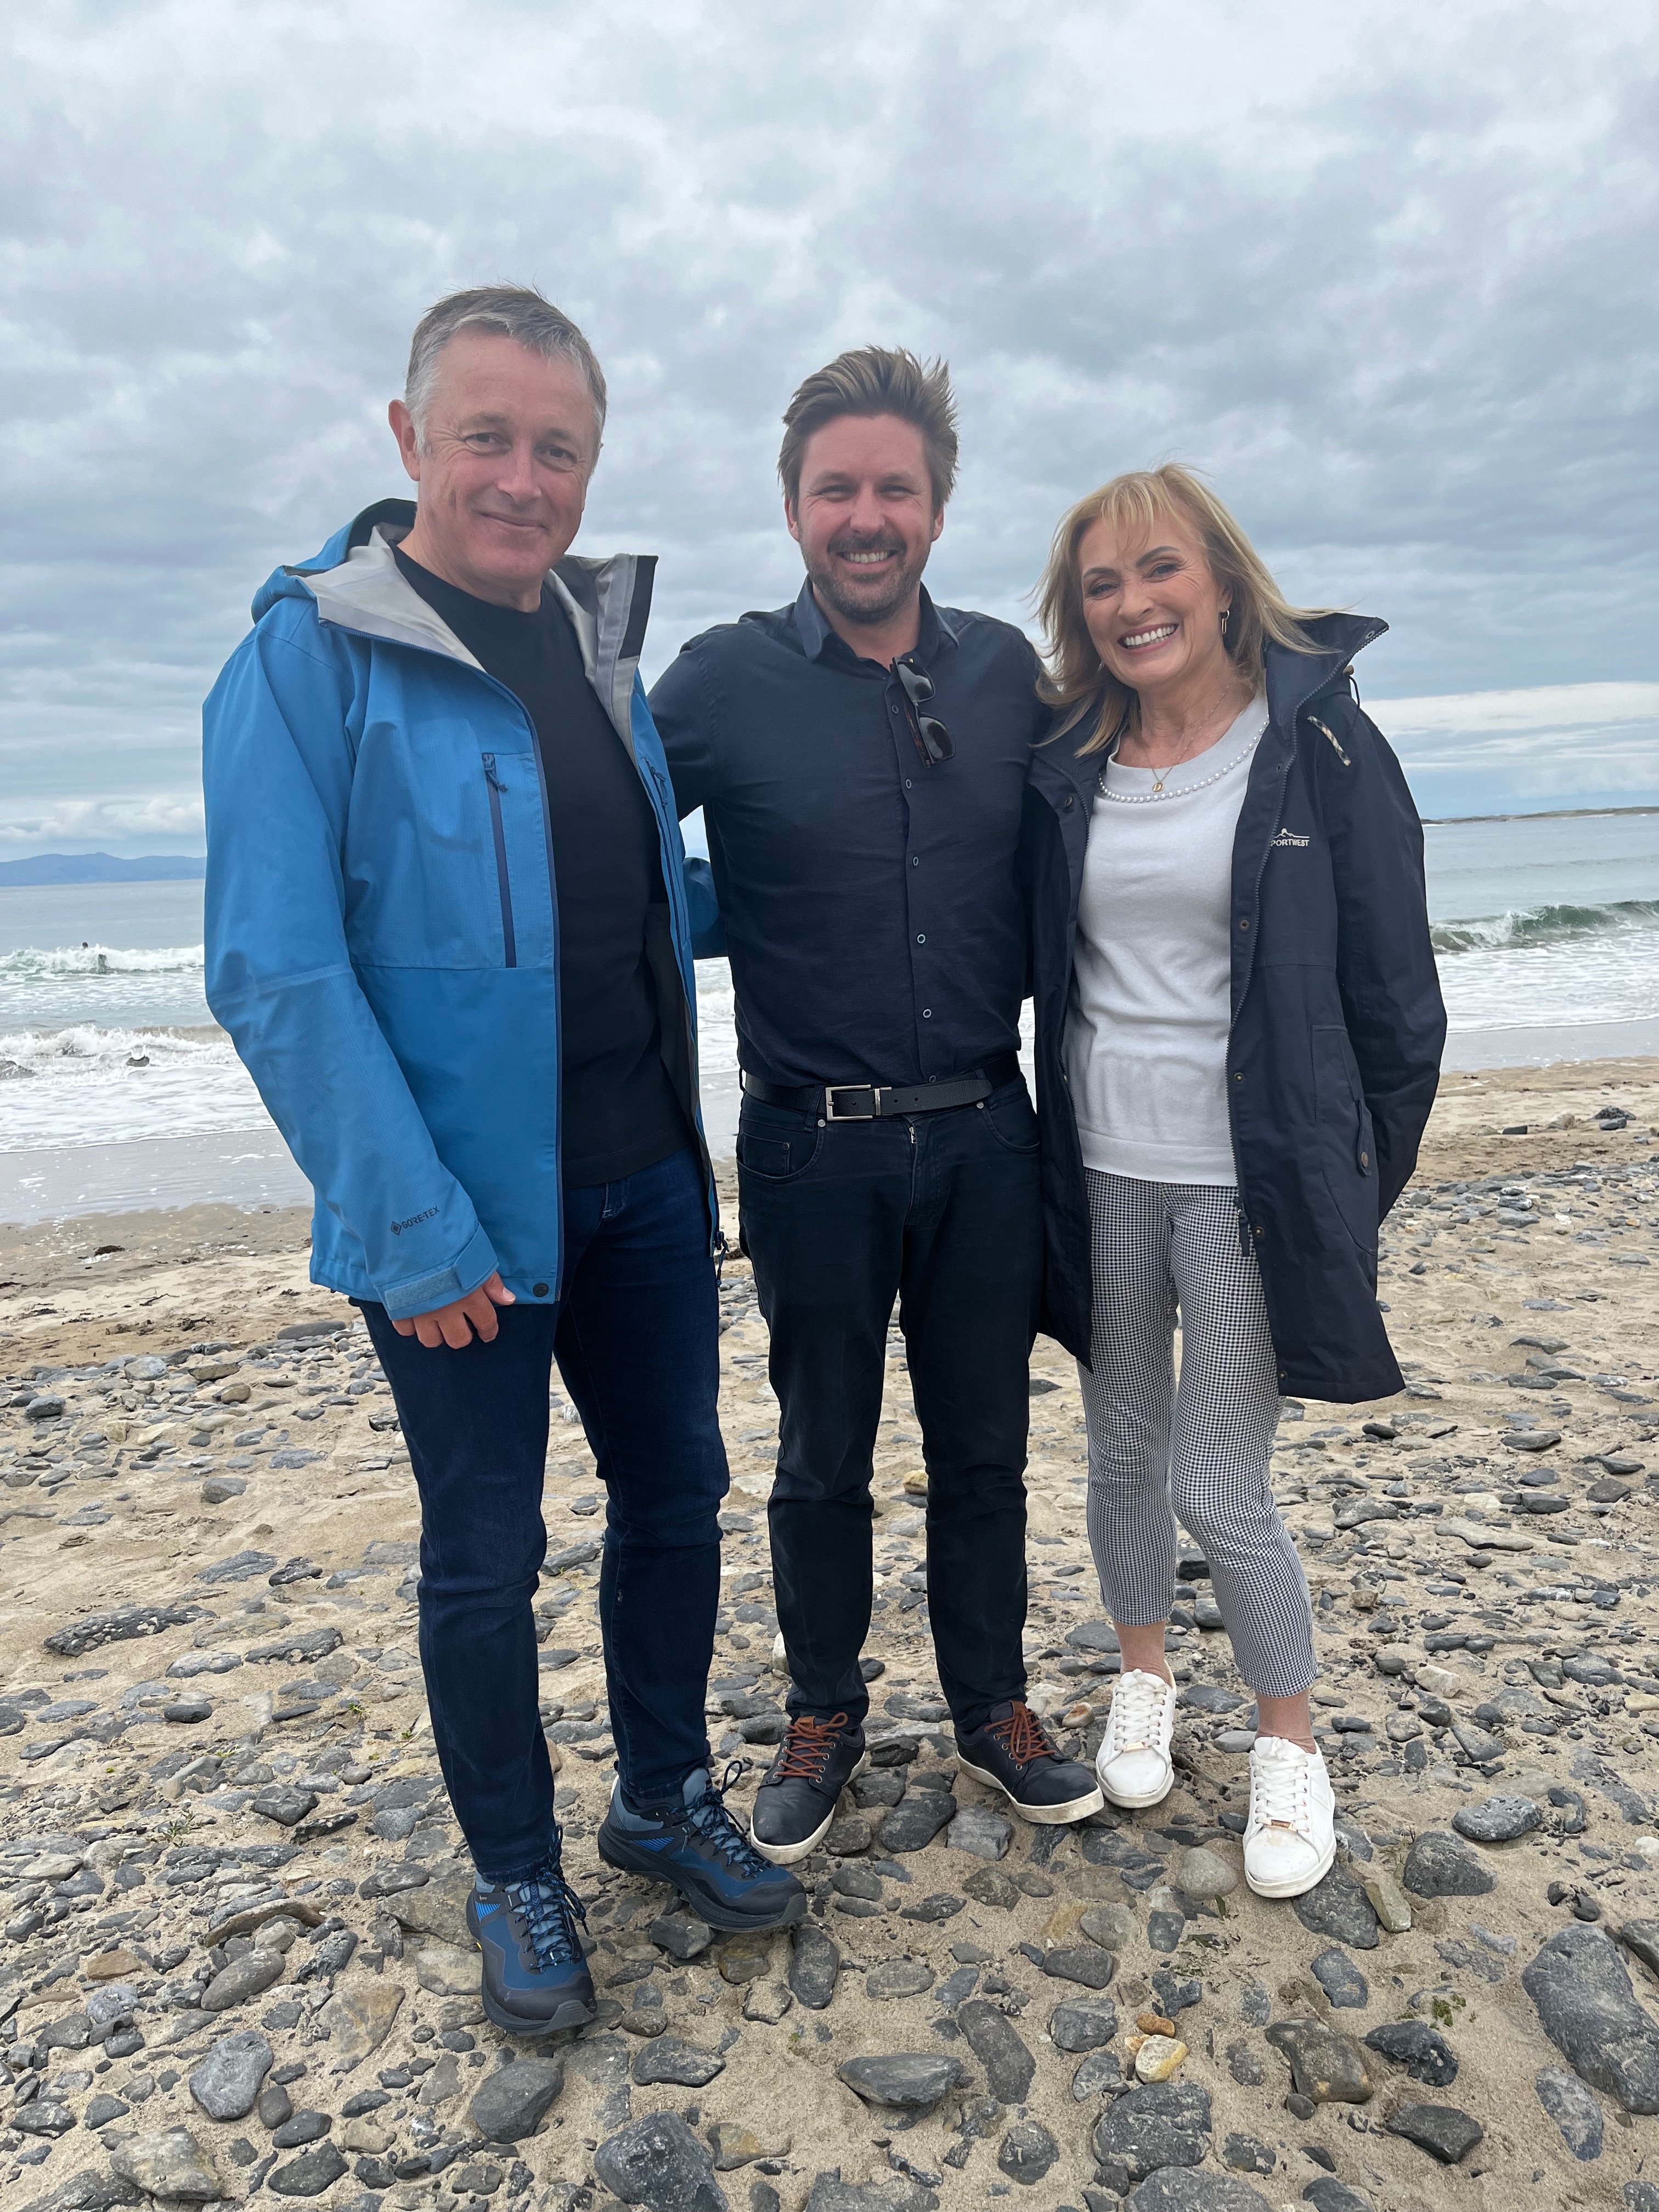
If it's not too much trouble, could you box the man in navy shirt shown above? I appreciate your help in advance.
[651,348,1102,1859]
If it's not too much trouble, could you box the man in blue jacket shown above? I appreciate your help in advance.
[203,286,804,2039]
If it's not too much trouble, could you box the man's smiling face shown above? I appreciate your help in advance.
[389,328,599,610]
[786,412,943,635]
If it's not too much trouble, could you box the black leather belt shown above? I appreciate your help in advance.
[741,1053,1020,1123]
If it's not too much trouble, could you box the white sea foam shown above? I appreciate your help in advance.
[0,1022,268,1152]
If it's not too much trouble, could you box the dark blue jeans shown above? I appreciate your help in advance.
[736,1075,1043,1734]
[361,1146,727,1882]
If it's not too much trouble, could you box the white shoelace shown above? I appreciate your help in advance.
[1252,1746,1312,1832]
[1107,1672,1171,1758]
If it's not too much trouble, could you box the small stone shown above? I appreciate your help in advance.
[742,1979,792,2024]
[1227,2040,1266,2087]
[1049,1998,1118,2052]
[202,1475,247,1504]
[1523,1922,1659,2114]
[1536,2064,1605,2160]
[708,2120,790,2171]
[788,1925,840,2010]
[202,1949,286,2011]
[1310,1948,1369,2010]
[1135,2034,1188,2082]
[1126,2178,1274,2212]
[259,2083,294,2128]
[110,2129,222,2201]
[1290,1863,1379,1950]
[716,1932,774,1985]
[267,2139,350,2196]
[1043,1944,1116,1990]
[1301,2185,1375,2212]
[1363,2020,1457,2086]
[947,1803,1013,1859]
[189,2030,274,2120]
[836,2052,968,2108]
[956,1997,1036,2102]
[866,1957,934,2000]
[1221,2132,1276,2176]
[1092,2081,1212,2182]
[1265,2018,1374,2103]
[1359,1865,1412,1933]
[997,2118,1059,2184]
[317,1972,403,2068]
[271,2111,332,2149]
[1168,1845,1239,1899]
[1080,1902,1138,1950]
[1453,1794,1543,1843]
[1073,2046,1123,2100]
[415,1939,479,1995]
[252,1784,320,1826]
[962,1866,1019,1909]
[879,1792,956,1853]
[86,2090,132,2128]
[468,2055,565,2139]
[1403,1830,1497,1899]
[1385,2102,1484,2164]
[633,2037,726,2088]
[594,2109,727,2212]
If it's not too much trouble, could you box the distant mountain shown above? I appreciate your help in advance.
[0,853,206,887]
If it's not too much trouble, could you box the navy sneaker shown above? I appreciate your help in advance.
[597,1764,809,1932]
[466,1844,596,2037]
[749,1712,869,1865]
[955,1699,1105,1824]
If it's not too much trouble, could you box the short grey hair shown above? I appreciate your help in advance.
[404,285,608,454]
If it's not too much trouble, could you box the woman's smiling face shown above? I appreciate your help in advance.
[1076,505,1233,699]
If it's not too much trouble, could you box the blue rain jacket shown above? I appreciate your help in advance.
[203,499,720,1322]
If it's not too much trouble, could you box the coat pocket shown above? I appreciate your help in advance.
[1311,1024,1378,1252]
[482,755,517,969]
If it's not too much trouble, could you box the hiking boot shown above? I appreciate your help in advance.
[1096,1669,1178,1809]
[1244,1735,1335,1898]
[955,1700,1104,1824]
[466,1843,595,2037]
[749,1712,870,1865]
[597,1764,808,1931]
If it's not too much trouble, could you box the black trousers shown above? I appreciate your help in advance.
[736,1074,1044,1733]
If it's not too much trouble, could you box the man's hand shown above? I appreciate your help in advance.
[394,1273,517,1349]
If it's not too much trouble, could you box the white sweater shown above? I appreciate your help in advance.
[1064,694,1267,1185]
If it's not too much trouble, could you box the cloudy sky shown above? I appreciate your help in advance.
[3,0,1656,851]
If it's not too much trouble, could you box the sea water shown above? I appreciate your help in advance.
[0,808,1652,1221]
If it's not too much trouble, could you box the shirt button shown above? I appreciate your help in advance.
[916,933,926,944]
[912,856,920,867]
[922,1009,932,1018]
[905,778,913,789]
[1238,918,1250,930]
[532,1282,549,1297]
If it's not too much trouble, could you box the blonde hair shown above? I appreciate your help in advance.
[1036,464,1331,754]
[778,346,958,512]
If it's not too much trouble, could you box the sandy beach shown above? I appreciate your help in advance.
[1,1053,1657,2211]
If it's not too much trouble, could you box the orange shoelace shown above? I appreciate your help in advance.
[983,1701,1057,1770]
[772,1712,851,1782]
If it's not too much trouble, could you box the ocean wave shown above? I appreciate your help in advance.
[1431,899,1659,955]
[0,942,204,983]
[0,1022,228,1082]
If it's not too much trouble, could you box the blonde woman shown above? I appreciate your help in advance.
[1022,466,1444,1898]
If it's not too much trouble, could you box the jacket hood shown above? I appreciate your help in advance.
[251,499,658,746]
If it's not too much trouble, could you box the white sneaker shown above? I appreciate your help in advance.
[1244,1734,1335,1898]
[1096,1669,1177,1809]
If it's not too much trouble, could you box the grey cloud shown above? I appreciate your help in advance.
[1,0,1655,849]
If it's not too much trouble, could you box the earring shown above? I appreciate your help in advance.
[1220,609,1231,634]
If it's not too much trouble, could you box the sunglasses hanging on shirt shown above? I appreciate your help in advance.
[893,654,955,767]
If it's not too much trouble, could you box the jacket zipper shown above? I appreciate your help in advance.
[481,755,517,969]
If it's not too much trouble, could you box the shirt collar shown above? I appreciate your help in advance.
[792,578,960,666]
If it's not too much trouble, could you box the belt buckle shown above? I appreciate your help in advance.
[825,1084,881,1121]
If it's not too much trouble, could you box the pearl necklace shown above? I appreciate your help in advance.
[1097,718,1267,805]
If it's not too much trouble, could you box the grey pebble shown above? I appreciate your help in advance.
[1403,1830,1497,1899]
[1363,2020,1457,2086]
[1536,2064,1606,2161]
[788,1924,840,2010]
[1290,1863,1380,1951]
[1049,1997,1118,2052]
[956,1997,1035,2102]
[1385,2102,1484,2165]
[878,1793,956,1853]
[468,2053,566,2139]
[1523,1923,1659,2114]
[836,2052,968,2108]
[1093,2081,1212,2184]
[997,2118,1059,2183]
[631,2036,726,2089]
[188,2029,273,2120]
[1453,1794,1543,1843]
[1310,1947,1369,2010]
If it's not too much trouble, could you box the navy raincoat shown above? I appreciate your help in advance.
[1025,616,1446,1403]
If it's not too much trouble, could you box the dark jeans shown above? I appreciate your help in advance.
[361,1145,727,1882]
[737,1075,1043,1734]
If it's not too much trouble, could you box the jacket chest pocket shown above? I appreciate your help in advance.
[478,750,555,971]
[1312,1024,1378,1252]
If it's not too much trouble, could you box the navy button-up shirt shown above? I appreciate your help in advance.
[650,580,1043,1090]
